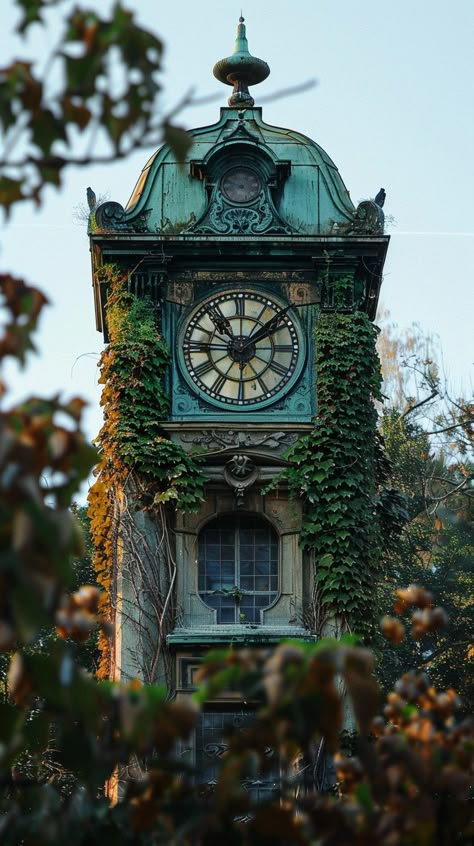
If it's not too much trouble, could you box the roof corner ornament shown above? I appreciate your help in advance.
[93,200,151,233]
[213,16,270,109]
[330,189,387,236]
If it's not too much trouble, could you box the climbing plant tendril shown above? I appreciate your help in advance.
[88,266,204,678]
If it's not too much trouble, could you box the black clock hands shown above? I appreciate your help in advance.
[183,340,229,352]
[205,305,235,340]
[182,291,303,408]
[191,303,292,363]
[242,305,291,347]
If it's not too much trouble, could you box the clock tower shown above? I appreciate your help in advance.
[88,18,388,786]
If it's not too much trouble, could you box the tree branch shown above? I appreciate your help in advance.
[401,390,438,419]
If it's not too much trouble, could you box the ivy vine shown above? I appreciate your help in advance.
[283,307,383,637]
[88,265,205,677]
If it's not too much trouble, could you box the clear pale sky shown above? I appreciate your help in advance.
[1,0,473,495]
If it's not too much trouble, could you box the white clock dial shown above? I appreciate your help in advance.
[180,290,304,409]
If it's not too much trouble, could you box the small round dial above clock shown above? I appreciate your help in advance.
[221,167,261,203]
[179,290,305,409]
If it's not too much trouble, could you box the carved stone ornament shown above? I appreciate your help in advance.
[290,380,313,415]
[173,391,211,415]
[178,429,299,451]
[226,454,256,479]
[349,200,384,235]
[166,281,194,305]
[223,113,261,143]
[224,454,259,506]
[286,282,317,306]
[94,201,151,233]
[331,200,384,236]
[188,187,294,236]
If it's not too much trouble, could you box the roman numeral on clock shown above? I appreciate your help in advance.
[184,341,210,351]
[269,361,289,377]
[211,374,227,394]
[193,360,214,378]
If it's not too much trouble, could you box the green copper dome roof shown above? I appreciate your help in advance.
[121,17,355,236]
[124,107,355,235]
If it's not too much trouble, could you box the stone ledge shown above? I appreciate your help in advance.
[167,625,314,646]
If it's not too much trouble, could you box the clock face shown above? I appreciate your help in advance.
[179,290,305,409]
[221,167,261,204]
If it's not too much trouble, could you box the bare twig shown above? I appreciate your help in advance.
[258,79,317,104]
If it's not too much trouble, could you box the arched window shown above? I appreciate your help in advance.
[198,514,278,624]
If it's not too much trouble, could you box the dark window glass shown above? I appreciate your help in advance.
[198,515,278,624]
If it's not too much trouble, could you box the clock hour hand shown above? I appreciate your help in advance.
[183,340,229,351]
[205,305,235,339]
[243,305,291,347]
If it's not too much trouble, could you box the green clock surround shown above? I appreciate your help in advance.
[178,289,306,412]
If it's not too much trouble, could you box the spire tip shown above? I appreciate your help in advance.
[213,15,270,109]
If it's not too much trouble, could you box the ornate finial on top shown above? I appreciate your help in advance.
[213,16,270,109]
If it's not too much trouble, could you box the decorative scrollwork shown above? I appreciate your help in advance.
[222,204,272,233]
[178,429,299,451]
[332,199,384,236]
[94,200,150,232]
[189,188,293,236]
[349,200,384,235]
[204,743,229,759]
[95,201,126,230]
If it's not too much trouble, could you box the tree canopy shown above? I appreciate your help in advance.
[0,0,192,213]
[376,320,474,712]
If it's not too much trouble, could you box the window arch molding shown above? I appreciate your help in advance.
[196,511,280,625]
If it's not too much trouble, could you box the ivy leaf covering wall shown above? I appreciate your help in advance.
[284,309,383,635]
[88,266,205,677]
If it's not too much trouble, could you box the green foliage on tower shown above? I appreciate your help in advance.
[281,306,383,635]
[96,265,205,509]
[88,266,205,677]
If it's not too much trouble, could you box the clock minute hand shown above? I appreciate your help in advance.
[244,305,291,347]
[205,305,234,339]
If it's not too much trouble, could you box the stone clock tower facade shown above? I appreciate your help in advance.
[88,19,388,784]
